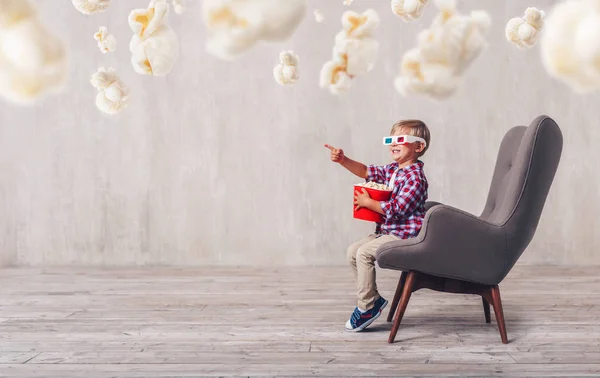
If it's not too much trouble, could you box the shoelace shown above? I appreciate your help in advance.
[351,309,362,323]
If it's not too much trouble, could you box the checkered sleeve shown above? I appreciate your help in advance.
[366,165,386,184]
[379,173,426,221]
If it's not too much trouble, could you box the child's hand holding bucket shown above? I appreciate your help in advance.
[354,188,372,211]
[353,184,392,222]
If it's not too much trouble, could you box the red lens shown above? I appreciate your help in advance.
[397,136,405,143]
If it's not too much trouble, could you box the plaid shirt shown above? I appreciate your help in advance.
[366,160,428,239]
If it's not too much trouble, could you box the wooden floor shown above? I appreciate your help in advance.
[0,266,599,377]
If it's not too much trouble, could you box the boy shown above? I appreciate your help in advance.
[324,119,430,332]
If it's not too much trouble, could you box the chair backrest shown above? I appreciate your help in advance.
[480,115,563,272]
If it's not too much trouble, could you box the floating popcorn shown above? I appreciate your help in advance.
[128,0,179,76]
[343,0,354,5]
[391,0,429,22]
[201,0,307,60]
[394,0,490,99]
[334,36,379,76]
[90,67,129,114]
[319,55,353,94]
[506,7,545,49]
[394,48,459,99]
[540,0,600,93]
[273,51,299,86]
[333,10,380,75]
[71,0,110,15]
[420,0,491,74]
[0,0,69,105]
[320,9,380,94]
[172,0,185,15]
[314,9,325,23]
[336,9,380,40]
[94,26,116,54]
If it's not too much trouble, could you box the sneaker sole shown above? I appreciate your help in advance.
[345,299,388,332]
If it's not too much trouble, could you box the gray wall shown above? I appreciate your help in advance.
[0,0,598,266]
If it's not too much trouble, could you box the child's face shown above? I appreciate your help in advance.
[389,128,425,164]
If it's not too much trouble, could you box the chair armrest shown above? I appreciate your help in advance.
[376,205,508,285]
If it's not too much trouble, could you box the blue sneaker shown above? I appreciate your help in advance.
[345,296,388,332]
[373,296,389,314]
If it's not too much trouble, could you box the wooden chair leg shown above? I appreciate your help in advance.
[387,272,407,322]
[482,297,491,323]
[490,285,508,344]
[388,271,417,343]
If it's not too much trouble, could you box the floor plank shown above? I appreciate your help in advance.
[1,363,600,377]
[0,265,598,377]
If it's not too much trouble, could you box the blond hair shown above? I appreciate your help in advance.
[390,119,430,156]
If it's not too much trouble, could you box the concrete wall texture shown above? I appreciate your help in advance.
[0,0,598,266]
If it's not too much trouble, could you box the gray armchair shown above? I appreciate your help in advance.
[376,115,563,344]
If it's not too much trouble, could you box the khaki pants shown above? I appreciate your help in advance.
[347,234,400,310]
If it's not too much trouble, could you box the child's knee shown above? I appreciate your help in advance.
[346,245,358,264]
[356,246,376,264]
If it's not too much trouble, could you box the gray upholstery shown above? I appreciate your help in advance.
[376,116,563,285]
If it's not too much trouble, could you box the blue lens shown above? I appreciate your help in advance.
[385,137,392,144]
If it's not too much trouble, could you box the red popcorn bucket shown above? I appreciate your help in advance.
[353,184,392,223]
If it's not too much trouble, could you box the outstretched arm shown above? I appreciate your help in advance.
[324,144,368,179]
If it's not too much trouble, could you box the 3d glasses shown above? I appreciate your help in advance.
[383,135,427,146]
